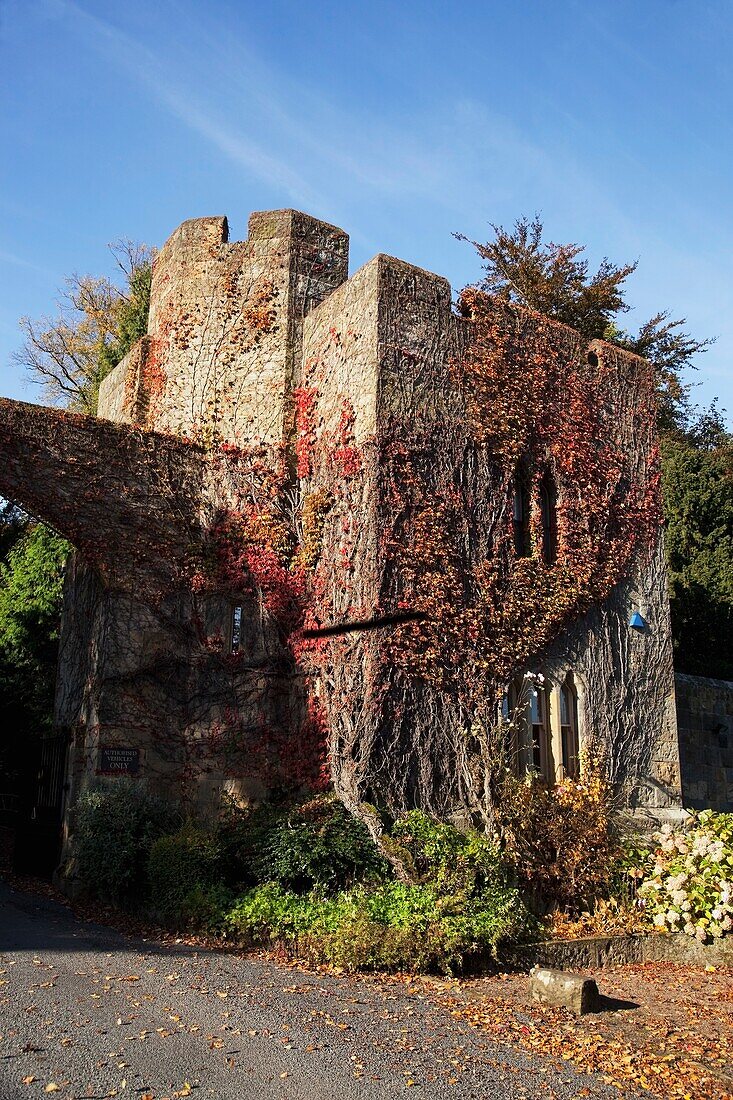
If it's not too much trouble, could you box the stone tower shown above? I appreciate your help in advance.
[0,209,682,855]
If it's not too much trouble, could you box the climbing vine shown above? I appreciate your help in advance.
[382,291,662,694]
[296,293,662,826]
[0,238,664,826]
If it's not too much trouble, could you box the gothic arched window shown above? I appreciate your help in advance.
[529,680,551,778]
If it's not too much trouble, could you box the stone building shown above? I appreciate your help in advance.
[0,208,688,857]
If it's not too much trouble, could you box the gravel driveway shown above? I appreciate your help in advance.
[0,881,617,1100]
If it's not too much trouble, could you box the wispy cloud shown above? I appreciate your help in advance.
[60,1,468,223]
[150,89,322,211]
[54,3,663,323]
[55,0,636,268]
[44,0,732,422]
[0,249,54,278]
[58,1,321,208]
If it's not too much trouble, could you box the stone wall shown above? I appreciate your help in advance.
[301,254,472,818]
[303,260,681,819]
[502,930,733,971]
[0,206,685,849]
[676,672,733,810]
[539,536,681,814]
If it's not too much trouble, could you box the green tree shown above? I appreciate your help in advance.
[459,215,712,432]
[660,410,733,679]
[0,523,69,734]
[0,500,26,560]
[96,249,153,381]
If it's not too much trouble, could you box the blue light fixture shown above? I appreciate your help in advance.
[629,611,647,631]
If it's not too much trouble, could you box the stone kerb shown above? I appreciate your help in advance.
[503,931,733,971]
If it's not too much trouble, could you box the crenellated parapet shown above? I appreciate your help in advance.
[99,210,349,445]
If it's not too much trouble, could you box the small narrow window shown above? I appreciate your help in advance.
[540,471,557,565]
[512,476,531,557]
[231,605,243,654]
[529,682,551,779]
[560,674,580,779]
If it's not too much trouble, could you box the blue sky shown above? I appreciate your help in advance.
[1,0,731,420]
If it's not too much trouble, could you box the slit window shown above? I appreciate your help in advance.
[512,477,531,558]
[540,472,557,565]
[231,605,243,654]
[529,683,550,779]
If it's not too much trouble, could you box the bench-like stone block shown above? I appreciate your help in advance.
[530,966,599,1014]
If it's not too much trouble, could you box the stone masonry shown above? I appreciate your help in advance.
[676,673,733,810]
[0,208,685,856]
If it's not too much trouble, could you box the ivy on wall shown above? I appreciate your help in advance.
[0,267,664,817]
[168,290,663,812]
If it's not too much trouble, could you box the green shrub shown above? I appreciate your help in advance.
[609,835,655,905]
[637,810,733,941]
[224,874,534,973]
[219,804,536,972]
[215,798,280,887]
[218,793,389,892]
[363,881,441,928]
[388,810,503,896]
[72,778,174,906]
[224,882,350,943]
[176,881,235,932]
[148,825,227,924]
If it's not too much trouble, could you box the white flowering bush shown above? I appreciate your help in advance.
[637,810,733,941]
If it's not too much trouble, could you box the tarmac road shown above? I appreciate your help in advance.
[0,881,617,1100]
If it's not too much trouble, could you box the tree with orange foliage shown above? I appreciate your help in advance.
[457,214,712,433]
[14,240,154,414]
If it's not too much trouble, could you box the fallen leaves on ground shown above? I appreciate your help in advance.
[416,962,733,1100]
